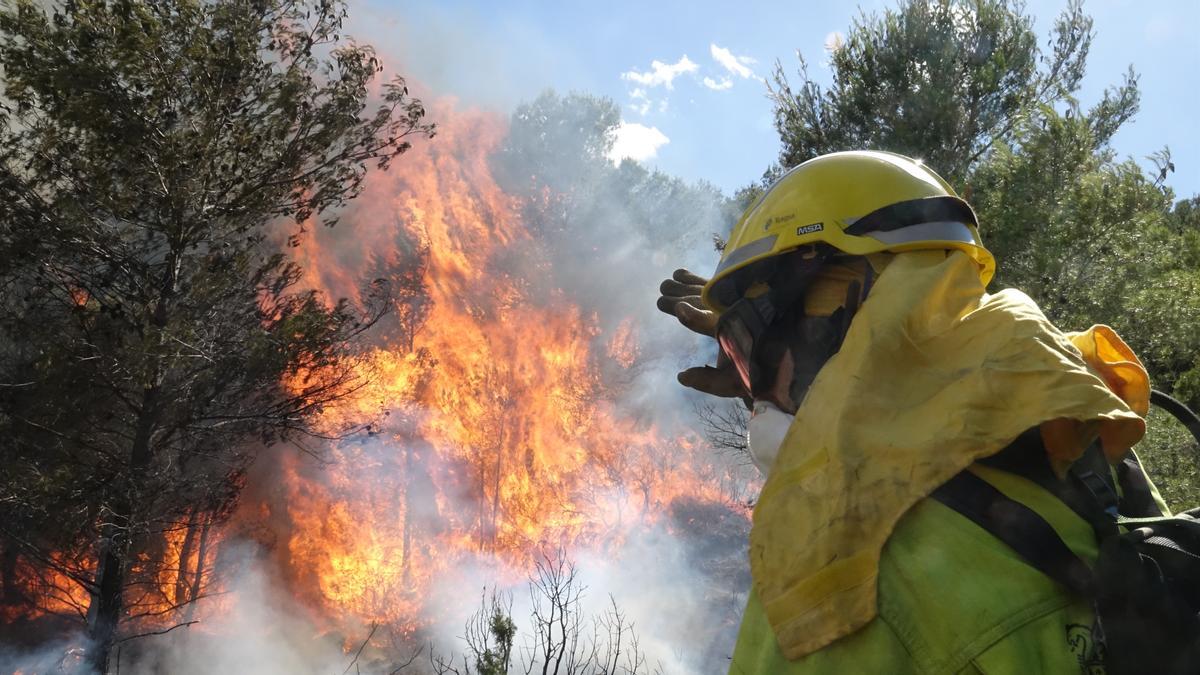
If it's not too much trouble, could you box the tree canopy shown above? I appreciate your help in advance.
[770,0,1094,182]
[0,0,432,669]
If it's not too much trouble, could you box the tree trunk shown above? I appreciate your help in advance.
[490,444,503,548]
[183,514,211,623]
[477,453,488,551]
[174,508,199,607]
[0,545,22,606]
[86,525,126,674]
[87,384,161,672]
[87,249,179,671]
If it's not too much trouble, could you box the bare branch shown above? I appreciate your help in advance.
[342,622,379,675]
[114,620,199,645]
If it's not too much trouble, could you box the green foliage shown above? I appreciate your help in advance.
[0,0,432,667]
[1136,406,1200,514]
[971,98,1200,402]
[474,604,517,675]
[770,0,1093,182]
[494,90,735,251]
[496,90,622,198]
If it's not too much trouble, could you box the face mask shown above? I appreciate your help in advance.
[747,399,795,476]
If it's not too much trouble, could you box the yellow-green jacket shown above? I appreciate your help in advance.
[731,464,1111,674]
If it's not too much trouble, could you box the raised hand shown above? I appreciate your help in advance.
[656,269,747,400]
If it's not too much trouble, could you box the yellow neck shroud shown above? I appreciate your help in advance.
[752,250,1148,660]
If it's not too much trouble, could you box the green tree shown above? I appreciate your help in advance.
[770,0,1094,183]
[0,0,433,669]
[1138,406,1200,513]
[969,102,1193,380]
[966,101,1200,501]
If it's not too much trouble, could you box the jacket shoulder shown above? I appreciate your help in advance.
[877,465,1099,674]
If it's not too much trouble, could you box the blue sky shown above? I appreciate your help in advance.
[363,0,1200,199]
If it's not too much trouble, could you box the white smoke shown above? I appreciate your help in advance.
[123,545,350,675]
[101,529,742,674]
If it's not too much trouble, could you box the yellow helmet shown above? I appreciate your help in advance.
[702,150,995,312]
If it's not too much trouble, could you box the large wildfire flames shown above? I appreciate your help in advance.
[5,97,749,669]
[266,99,741,635]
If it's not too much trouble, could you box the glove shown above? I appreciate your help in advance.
[656,268,748,400]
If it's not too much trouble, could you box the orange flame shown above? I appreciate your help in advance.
[256,99,740,633]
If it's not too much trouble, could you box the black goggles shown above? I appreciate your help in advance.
[715,293,781,397]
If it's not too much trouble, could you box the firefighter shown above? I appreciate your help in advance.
[658,151,1162,673]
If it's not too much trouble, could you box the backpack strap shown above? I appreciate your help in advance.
[931,469,1096,596]
[1116,453,1168,518]
[933,429,1121,595]
[977,389,1196,525]
[1150,389,1200,446]
[977,430,1120,535]
[1066,443,1122,540]
[979,427,1169,530]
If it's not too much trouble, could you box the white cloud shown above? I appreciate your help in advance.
[702,76,734,91]
[607,122,670,164]
[621,55,699,90]
[710,44,757,80]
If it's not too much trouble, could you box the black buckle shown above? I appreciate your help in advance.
[1074,469,1120,519]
